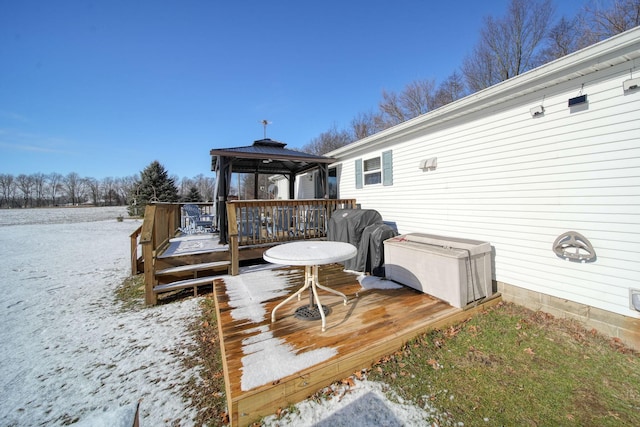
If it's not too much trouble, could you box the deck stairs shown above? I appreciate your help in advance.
[153,260,231,296]
[151,233,231,299]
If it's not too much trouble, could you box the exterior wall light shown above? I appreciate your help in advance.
[530,105,544,117]
[623,77,640,91]
[418,157,437,171]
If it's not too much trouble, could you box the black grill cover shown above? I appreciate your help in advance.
[327,209,383,271]
[356,223,399,276]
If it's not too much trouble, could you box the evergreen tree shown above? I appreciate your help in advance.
[127,161,179,216]
[183,186,202,202]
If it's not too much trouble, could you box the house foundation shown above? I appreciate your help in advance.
[497,281,640,352]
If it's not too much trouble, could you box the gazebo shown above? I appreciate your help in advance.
[210,138,335,244]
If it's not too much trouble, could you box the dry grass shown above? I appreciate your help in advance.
[180,294,229,426]
[114,274,146,311]
[367,301,640,426]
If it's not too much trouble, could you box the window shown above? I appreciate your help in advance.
[355,150,393,189]
[363,157,381,185]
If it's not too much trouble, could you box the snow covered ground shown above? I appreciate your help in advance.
[1,207,200,426]
[0,206,441,426]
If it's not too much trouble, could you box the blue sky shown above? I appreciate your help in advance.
[0,0,587,180]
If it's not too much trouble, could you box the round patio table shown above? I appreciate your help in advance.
[263,241,357,331]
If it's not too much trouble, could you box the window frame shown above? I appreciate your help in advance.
[355,150,393,189]
[363,156,382,186]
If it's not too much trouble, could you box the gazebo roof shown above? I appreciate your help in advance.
[210,138,334,175]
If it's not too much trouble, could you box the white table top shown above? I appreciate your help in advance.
[263,241,357,266]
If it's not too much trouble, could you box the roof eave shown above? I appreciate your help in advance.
[209,150,334,163]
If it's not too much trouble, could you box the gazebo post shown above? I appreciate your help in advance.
[288,172,295,199]
[253,172,259,199]
[216,156,231,245]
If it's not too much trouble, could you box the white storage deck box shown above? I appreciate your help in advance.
[383,233,493,308]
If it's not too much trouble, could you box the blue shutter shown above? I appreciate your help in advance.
[382,150,393,186]
[355,159,363,189]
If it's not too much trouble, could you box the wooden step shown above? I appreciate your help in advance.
[153,276,215,295]
[155,261,231,277]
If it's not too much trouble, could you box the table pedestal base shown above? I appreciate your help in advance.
[294,304,331,321]
[271,264,347,331]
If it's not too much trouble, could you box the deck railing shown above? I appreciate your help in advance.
[135,199,358,303]
[139,203,182,304]
[226,199,357,274]
[130,224,143,275]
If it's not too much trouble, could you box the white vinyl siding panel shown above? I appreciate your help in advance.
[296,174,315,199]
[336,59,640,317]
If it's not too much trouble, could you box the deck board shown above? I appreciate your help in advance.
[213,263,501,427]
[158,233,227,258]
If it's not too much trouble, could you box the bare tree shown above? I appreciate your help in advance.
[351,110,382,140]
[32,173,46,207]
[117,176,138,202]
[581,0,640,45]
[542,16,584,62]
[433,71,468,109]
[302,125,353,155]
[64,172,84,205]
[0,173,15,208]
[401,79,437,116]
[48,172,63,206]
[16,174,34,208]
[193,174,215,202]
[178,176,195,200]
[462,43,501,93]
[462,0,554,91]
[378,90,407,127]
[101,177,116,206]
[377,78,438,128]
[85,177,101,206]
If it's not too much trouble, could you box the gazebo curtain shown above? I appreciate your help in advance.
[215,156,232,244]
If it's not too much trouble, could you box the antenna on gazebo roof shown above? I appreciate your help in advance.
[260,119,272,139]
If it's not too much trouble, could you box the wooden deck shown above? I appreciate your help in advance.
[136,201,357,304]
[213,263,501,427]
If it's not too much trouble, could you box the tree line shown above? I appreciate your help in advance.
[301,0,640,155]
[0,166,215,211]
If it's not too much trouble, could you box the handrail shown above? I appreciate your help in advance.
[226,199,357,275]
[129,224,143,275]
[180,202,215,231]
[140,203,182,305]
[228,199,357,245]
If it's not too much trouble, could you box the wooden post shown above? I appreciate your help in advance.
[142,243,157,305]
[140,205,158,305]
[227,203,240,275]
[129,225,142,275]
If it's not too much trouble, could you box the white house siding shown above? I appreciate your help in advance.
[269,173,315,199]
[330,30,640,320]
[296,173,315,199]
